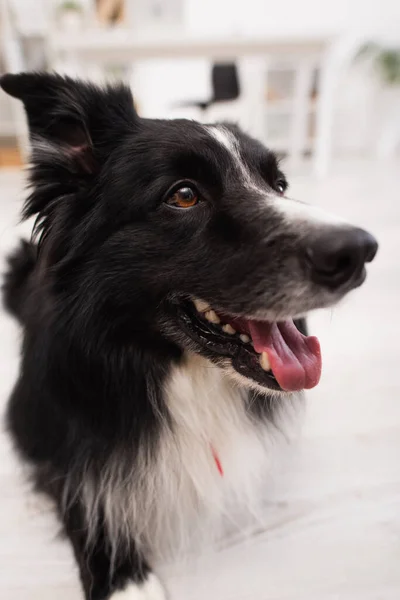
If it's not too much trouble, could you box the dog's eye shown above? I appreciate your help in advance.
[276,179,287,195]
[166,186,199,209]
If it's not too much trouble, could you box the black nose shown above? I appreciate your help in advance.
[306,227,378,289]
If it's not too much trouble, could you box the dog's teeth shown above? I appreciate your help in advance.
[222,324,236,335]
[240,334,250,344]
[205,310,220,324]
[260,352,271,371]
[193,298,210,313]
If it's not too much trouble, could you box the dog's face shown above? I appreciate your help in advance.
[0,73,378,394]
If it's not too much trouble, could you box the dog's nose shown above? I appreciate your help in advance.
[306,227,378,289]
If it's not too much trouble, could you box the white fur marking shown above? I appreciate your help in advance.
[208,125,345,229]
[110,575,166,600]
[207,125,264,193]
[208,125,239,157]
[275,196,346,227]
[149,354,300,556]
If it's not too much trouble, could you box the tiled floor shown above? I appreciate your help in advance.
[0,161,399,599]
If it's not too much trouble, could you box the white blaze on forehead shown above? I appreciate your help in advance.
[207,124,345,228]
[275,196,347,227]
[206,125,263,192]
[207,124,239,156]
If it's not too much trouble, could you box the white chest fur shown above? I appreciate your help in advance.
[82,353,302,562]
[148,353,301,559]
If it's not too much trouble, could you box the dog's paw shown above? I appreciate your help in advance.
[110,574,166,600]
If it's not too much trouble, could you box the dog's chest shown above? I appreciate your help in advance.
[95,354,301,559]
[163,354,266,479]
[154,354,274,551]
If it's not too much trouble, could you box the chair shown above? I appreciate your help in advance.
[179,62,240,115]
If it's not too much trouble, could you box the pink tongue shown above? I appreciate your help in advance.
[248,320,321,392]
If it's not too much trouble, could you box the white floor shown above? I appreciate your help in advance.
[0,160,399,600]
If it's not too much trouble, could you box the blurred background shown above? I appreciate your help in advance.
[0,1,400,599]
[1,0,400,172]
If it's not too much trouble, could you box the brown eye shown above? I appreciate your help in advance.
[166,186,199,209]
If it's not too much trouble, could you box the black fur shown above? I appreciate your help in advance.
[2,240,36,320]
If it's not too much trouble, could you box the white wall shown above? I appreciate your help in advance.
[186,0,400,37]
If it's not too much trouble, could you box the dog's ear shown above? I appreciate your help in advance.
[0,72,137,175]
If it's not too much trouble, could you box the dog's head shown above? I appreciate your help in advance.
[1,73,378,394]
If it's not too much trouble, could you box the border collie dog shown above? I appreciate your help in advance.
[1,73,377,600]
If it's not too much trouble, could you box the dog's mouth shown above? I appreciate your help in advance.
[173,298,322,392]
